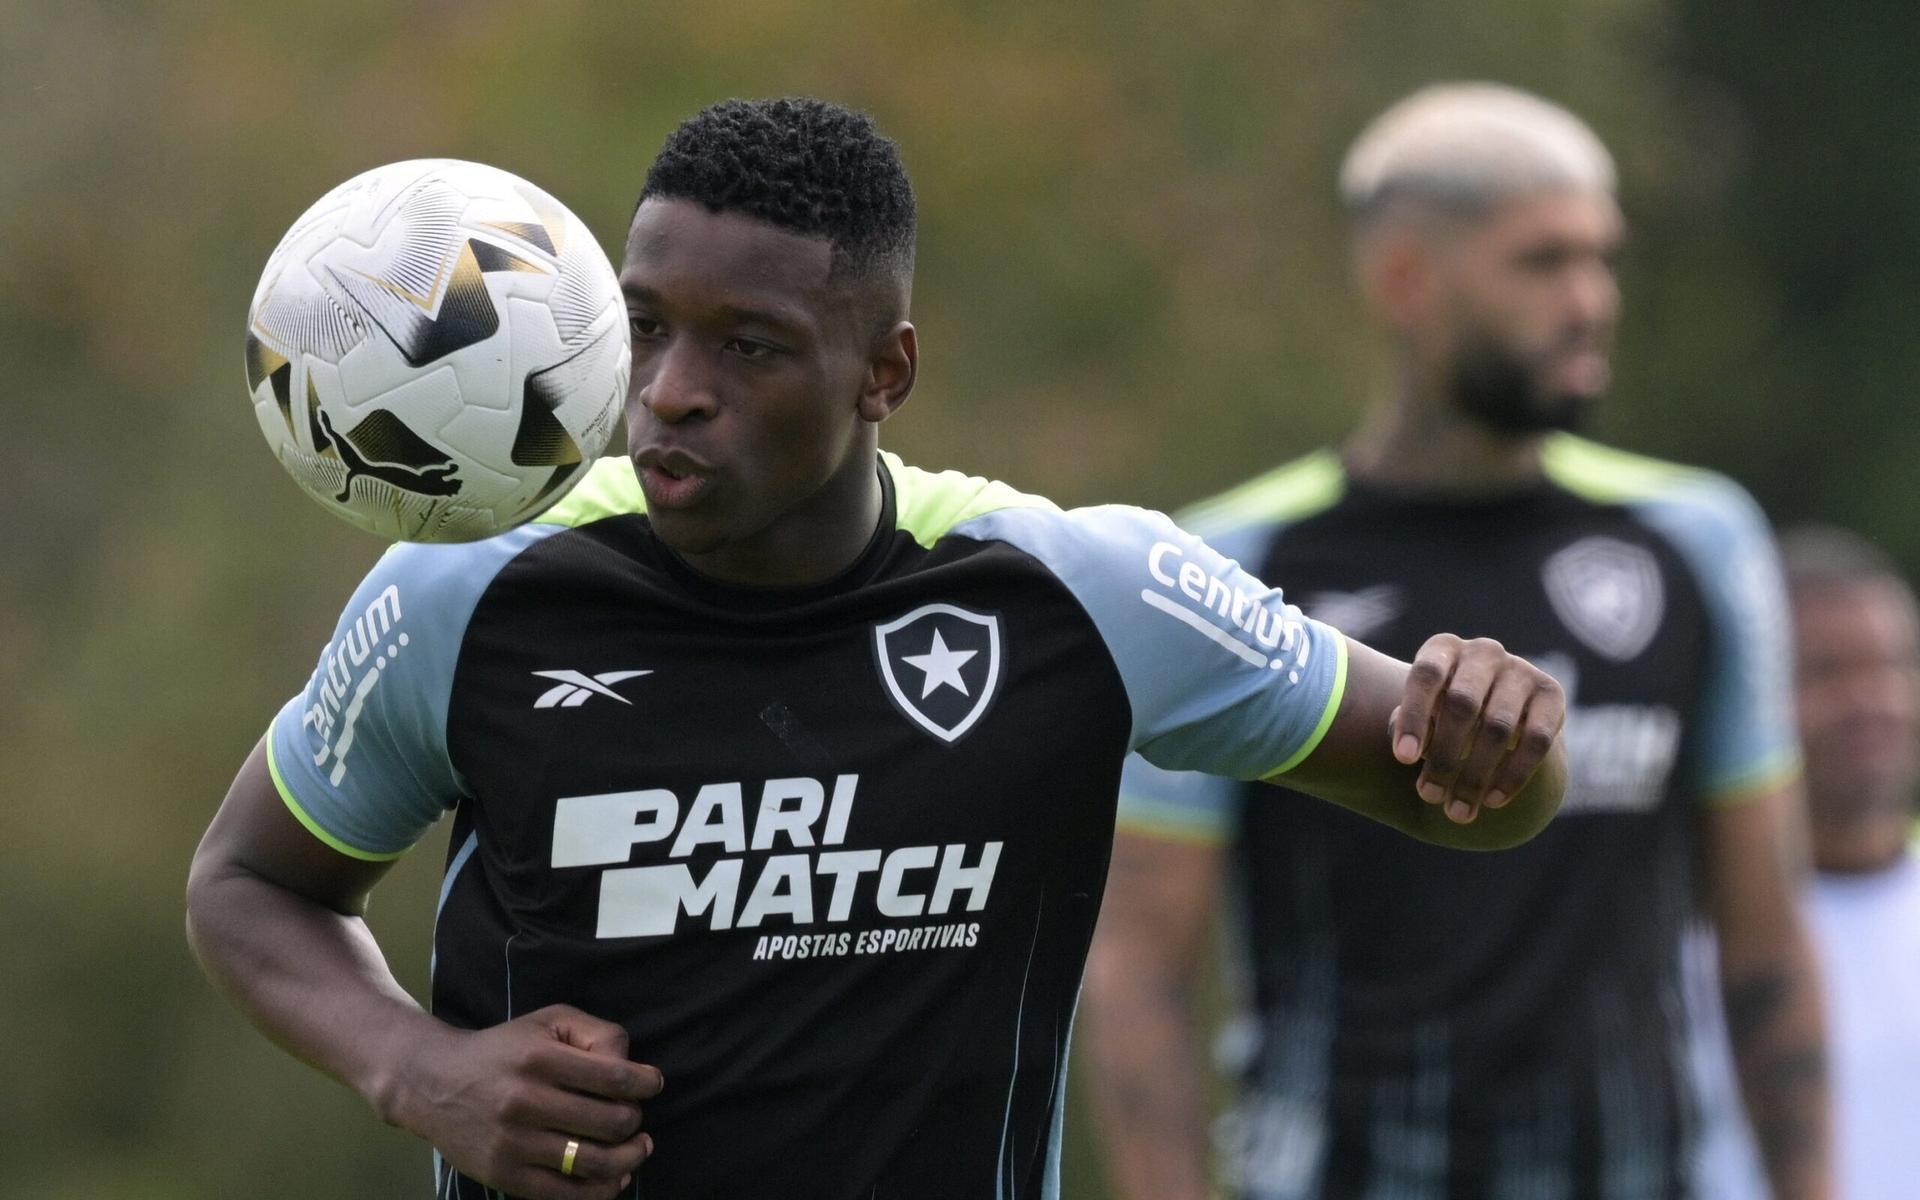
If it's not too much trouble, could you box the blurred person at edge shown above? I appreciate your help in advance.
[1780,526,1920,1200]
[1082,83,1831,1200]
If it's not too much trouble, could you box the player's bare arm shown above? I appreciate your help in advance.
[1082,832,1221,1200]
[185,739,661,1200]
[1707,782,1833,1200]
[1276,633,1567,849]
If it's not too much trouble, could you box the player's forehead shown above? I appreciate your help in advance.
[1468,187,1624,249]
[620,197,838,327]
[1795,578,1920,656]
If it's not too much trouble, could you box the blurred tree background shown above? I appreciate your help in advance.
[2,0,1914,1195]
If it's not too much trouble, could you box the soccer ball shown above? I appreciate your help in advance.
[244,159,629,542]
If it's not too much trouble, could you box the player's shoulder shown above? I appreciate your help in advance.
[884,451,1059,546]
[1173,448,1346,541]
[1542,434,1777,593]
[1541,434,1760,523]
[533,456,647,528]
[885,452,1193,586]
[360,456,645,610]
[891,452,1321,596]
[355,462,635,619]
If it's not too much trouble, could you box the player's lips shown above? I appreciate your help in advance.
[634,447,715,509]
[1547,346,1611,393]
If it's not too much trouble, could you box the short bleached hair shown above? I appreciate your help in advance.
[1339,83,1616,229]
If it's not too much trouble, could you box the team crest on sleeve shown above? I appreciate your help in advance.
[873,604,1003,744]
[1543,536,1665,662]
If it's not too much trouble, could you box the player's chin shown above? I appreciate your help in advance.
[1522,382,1600,433]
[1543,351,1610,401]
[644,505,734,557]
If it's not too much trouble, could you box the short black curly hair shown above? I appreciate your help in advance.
[639,97,916,286]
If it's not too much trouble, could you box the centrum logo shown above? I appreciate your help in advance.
[532,669,652,709]
[1141,541,1313,679]
[301,585,405,785]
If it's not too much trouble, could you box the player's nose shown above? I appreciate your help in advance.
[639,339,718,424]
[1567,256,1619,328]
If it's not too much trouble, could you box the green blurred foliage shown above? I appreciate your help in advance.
[2,0,1913,1195]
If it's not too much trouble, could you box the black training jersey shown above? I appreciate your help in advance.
[1118,437,1799,1200]
[268,453,1349,1199]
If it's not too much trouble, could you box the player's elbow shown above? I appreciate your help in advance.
[182,848,231,964]
[182,836,259,969]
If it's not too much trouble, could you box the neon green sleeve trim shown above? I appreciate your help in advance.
[1539,434,1702,504]
[1261,635,1349,779]
[1700,751,1804,809]
[264,730,407,863]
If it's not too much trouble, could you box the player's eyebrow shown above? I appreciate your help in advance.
[621,283,810,333]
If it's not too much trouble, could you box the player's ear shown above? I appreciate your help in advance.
[857,321,916,424]
[1358,228,1435,330]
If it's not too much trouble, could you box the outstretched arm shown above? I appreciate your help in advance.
[186,738,660,1200]
[1275,634,1568,849]
[1084,633,1564,1200]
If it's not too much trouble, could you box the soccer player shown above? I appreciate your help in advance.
[1780,525,1920,1200]
[184,98,1568,1200]
[1083,84,1830,1200]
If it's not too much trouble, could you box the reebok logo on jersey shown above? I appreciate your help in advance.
[532,669,652,708]
[874,604,1003,744]
[1143,541,1313,680]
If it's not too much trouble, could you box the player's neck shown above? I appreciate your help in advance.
[672,451,887,590]
[1344,386,1547,496]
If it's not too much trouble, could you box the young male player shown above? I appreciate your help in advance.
[185,98,1567,1200]
[1780,526,1920,1200]
[1084,84,1830,1200]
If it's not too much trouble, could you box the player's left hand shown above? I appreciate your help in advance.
[1389,633,1566,824]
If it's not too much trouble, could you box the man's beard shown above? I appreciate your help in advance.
[1447,333,1596,435]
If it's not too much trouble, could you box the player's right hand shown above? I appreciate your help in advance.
[1389,633,1566,823]
[382,1003,662,1200]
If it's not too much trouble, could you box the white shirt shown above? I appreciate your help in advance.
[1810,852,1920,1200]
[1686,923,1768,1200]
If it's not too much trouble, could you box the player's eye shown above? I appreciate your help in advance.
[1516,246,1570,273]
[629,314,664,340]
[725,338,778,360]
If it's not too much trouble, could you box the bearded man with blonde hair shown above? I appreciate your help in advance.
[1085,83,1831,1200]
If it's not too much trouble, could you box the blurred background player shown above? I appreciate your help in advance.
[1083,83,1830,1200]
[1780,525,1920,1200]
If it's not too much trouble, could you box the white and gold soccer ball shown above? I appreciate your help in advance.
[244,159,628,542]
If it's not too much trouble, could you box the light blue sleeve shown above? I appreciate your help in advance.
[1633,475,1801,802]
[1115,754,1243,844]
[952,504,1347,781]
[1110,518,1276,843]
[265,525,560,858]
